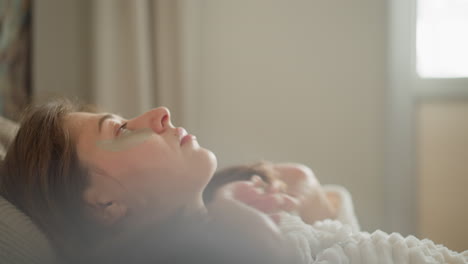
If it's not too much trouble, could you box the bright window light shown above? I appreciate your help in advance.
[417,0,468,78]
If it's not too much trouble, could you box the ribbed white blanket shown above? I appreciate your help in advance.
[279,185,468,264]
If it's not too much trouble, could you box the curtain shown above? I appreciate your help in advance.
[90,0,184,122]
[0,0,32,121]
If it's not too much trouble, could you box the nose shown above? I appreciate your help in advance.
[129,107,173,134]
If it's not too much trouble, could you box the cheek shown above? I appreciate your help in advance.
[90,148,176,194]
[111,142,175,169]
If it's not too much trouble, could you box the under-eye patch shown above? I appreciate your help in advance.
[96,128,153,151]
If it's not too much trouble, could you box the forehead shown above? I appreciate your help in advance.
[65,112,100,137]
[65,112,110,151]
[65,112,108,165]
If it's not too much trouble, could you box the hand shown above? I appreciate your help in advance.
[218,177,299,224]
[272,163,338,224]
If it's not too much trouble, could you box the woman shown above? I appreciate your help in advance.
[1,99,467,263]
[0,99,327,263]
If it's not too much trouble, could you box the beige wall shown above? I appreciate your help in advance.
[33,0,387,231]
[189,0,387,231]
[417,101,468,252]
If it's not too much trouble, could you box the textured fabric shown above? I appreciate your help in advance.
[0,117,59,263]
[0,196,58,264]
[279,213,468,264]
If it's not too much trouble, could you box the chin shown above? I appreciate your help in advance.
[203,148,218,176]
[194,148,217,186]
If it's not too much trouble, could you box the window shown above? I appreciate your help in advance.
[417,0,468,78]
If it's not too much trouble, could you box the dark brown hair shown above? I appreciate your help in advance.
[0,99,98,261]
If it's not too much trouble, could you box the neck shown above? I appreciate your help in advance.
[141,192,208,225]
[181,194,208,220]
[114,194,208,243]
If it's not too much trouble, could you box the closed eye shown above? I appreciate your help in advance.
[116,123,128,136]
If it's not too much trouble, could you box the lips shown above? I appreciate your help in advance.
[177,127,197,146]
[176,127,188,144]
[180,134,196,146]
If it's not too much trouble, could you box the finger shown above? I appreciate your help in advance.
[232,182,267,204]
[250,175,263,185]
[251,175,267,190]
[266,180,282,193]
[249,193,285,213]
[249,193,300,214]
[224,181,254,199]
[280,194,300,211]
[229,183,293,214]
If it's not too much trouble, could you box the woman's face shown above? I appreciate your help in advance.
[65,107,217,224]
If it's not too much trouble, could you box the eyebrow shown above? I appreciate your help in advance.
[98,114,115,133]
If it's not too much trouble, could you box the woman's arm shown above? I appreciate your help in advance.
[273,163,360,230]
[205,161,359,229]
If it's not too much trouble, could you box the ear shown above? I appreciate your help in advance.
[84,187,128,225]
